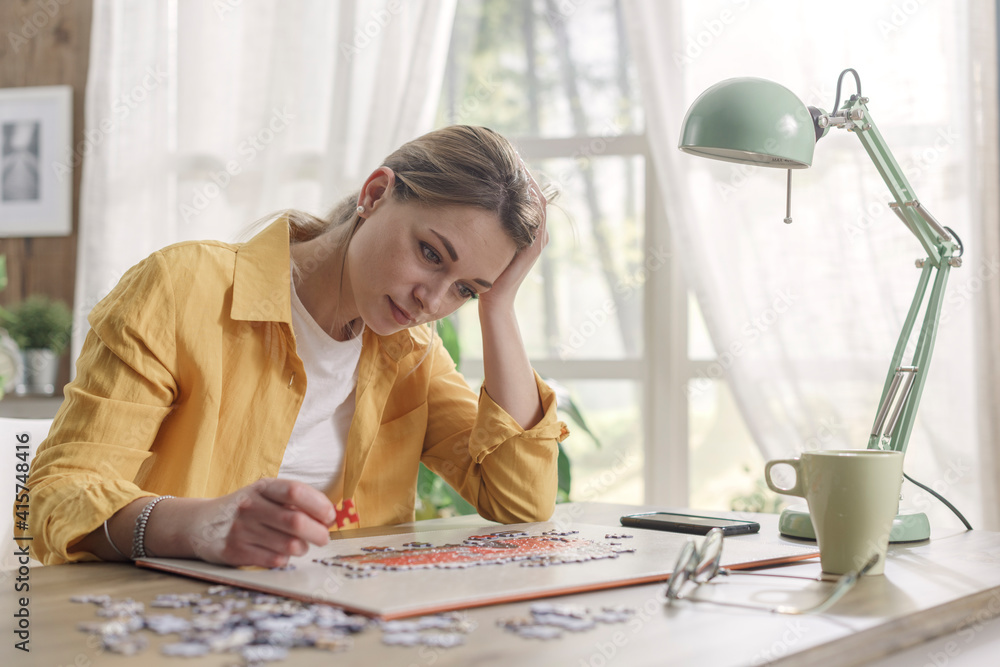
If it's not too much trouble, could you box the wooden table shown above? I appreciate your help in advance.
[4,502,999,666]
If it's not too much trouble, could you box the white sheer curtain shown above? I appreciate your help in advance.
[970,3,1000,531]
[74,0,455,362]
[625,0,996,529]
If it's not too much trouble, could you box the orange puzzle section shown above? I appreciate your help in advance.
[314,530,635,572]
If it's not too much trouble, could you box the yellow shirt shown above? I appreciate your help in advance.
[24,218,566,564]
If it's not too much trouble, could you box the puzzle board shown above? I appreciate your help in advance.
[138,522,818,619]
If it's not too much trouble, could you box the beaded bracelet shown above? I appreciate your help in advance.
[130,495,175,560]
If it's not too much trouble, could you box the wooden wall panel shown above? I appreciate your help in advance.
[0,0,93,391]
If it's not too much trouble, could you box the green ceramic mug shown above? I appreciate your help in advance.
[765,449,904,575]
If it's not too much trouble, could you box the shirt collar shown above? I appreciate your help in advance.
[231,216,294,323]
[231,215,424,362]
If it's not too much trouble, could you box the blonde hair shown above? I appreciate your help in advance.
[276,125,548,346]
[289,125,545,246]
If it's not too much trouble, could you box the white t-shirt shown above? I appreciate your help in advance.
[277,282,363,491]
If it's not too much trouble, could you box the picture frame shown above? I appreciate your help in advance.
[0,85,73,237]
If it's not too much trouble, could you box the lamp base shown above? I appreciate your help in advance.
[777,504,931,543]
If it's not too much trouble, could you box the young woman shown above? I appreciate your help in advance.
[25,125,567,568]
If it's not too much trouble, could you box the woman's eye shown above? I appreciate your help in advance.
[421,242,441,264]
[458,284,479,300]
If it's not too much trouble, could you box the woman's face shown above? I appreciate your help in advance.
[345,195,517,335]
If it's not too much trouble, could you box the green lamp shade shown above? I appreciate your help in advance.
[679,77,815,168]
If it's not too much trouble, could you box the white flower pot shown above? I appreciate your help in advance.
[20,348,59,395]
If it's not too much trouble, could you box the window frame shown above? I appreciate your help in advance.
[456,133,692,507]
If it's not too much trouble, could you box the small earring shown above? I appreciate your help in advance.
[356,205,365,215]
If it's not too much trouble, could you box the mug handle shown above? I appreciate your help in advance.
[765,459,805,497]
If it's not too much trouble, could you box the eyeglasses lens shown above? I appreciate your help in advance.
[692,528,724,584]
[665,541,696,600]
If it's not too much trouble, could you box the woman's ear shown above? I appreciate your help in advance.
[358,166,396,213]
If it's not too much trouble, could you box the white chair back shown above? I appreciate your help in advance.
[1,418,53,571]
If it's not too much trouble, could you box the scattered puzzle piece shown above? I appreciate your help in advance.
[69,528,641,662]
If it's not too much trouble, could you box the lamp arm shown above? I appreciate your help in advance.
[838,96,961,266]
[867,261,952,454]
[831,97,962,455]
[887,263,952,454]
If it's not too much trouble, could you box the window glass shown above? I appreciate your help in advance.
[561,380,643,505]
[439,0,648,507]
[688,380,775,513]
[439,0,643,136]
[453,155,646,360]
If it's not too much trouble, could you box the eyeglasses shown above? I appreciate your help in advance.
[663,528,879,615]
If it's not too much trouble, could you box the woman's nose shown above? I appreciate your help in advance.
[415,279,449,317]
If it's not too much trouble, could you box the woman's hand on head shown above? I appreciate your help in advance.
[187,478,335,568]
[478,177,549,312]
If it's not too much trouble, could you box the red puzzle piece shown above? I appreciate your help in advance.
[334,498,360,529]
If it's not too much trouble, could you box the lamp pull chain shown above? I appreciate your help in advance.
[783,169,793,224]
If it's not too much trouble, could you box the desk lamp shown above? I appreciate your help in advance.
[678,69,964,542]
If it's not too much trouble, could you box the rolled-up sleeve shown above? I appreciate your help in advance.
[21,252,178,564]
[419,339,568,524]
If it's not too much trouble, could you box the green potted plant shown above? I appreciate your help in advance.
[415,317,601,519]
[1,295,72,395]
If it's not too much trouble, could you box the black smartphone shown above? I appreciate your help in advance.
[620,512,761,536]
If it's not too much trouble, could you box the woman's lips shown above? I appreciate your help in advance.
[389,297,412,326]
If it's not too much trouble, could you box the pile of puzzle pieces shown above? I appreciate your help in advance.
[72,589,641,662]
